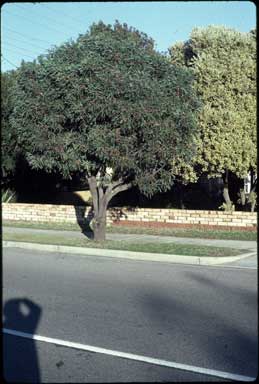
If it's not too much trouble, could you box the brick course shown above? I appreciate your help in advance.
[2,203,257,230]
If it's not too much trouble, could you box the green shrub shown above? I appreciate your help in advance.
[2,189,16,203]
[219,202,235,212]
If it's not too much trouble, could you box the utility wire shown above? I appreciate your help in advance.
[41,2,88,30]
[3,47,36,60]
[3,41,48,55]
[14,3,81,32]
[5,35,50,51]
[4,9,69,36]
[1,55,19,69]
[3,26,53,45]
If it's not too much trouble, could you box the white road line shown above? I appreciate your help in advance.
[215,265,257,270]
[3,328,255,382]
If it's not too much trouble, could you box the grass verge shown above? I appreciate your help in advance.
[3,232,247,257]
[3,219,257,241]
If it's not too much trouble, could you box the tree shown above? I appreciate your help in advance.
[10,21,200,240]
[1,70,20,189]
[170,26,257,210]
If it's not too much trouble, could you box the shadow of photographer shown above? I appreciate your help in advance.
[3,298,42,383]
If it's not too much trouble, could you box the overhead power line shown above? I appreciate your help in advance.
[41,2,88,31]
[4,9,68,36]
[3,41,47,55]
[1,54,19,69]
[3,47,36,60]
[14,3,81,32]
[5,35,50,51]
[3,26,53,45]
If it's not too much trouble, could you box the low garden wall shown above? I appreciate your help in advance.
[2,203,257,231]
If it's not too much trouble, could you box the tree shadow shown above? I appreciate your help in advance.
[74,205,94,239]
[74,203,137,236]
[142,282,258,378]
[108,207,128,223]
[184,271,257,308]
[108,206,139,226]
[3,298,42,383]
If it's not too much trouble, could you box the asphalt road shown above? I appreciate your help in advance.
[3,247,258,382]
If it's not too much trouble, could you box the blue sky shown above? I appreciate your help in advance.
[1,1,256,72]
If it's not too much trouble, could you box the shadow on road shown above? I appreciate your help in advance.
[3,298,42,383]
[142,281,258,378]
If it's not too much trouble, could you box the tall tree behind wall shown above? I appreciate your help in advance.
[170,26,257,210]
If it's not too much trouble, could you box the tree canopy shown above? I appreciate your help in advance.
[1,70,20,188]
[10,21,200,239]
[170,26,256,208]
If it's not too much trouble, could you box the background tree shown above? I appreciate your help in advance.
[11,21,200,240]
[170,26,257,210]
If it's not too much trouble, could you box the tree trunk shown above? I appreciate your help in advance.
[249,171,257,212]
[92,214,107,241]
[239,188,246,207]
[92,194,108,241]
[222,170,232,205]
[251,200,256,213]
[87,175,132,241]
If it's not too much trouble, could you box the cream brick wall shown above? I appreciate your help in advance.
[2,203,257,228]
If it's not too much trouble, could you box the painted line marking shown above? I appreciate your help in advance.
[214,265,257,270]
[3,328,255,382]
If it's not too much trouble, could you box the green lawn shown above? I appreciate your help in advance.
[3,231,248,257]
[3,219,257,241]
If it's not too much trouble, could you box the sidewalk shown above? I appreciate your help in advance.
[3,226,257,250]
[3,226,257,267]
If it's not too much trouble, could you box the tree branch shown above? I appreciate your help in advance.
[106,182,132,203]
[98,186,104,201]
[87,176,99,215]
[110,178,125,190]
[105,178,124,195]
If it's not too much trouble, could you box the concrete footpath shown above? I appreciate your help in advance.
[2,226,257,268]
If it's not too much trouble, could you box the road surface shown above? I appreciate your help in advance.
[3,247,258,382]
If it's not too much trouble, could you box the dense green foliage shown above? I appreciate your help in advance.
[1,71,19,187]
[10,21,199,239]
[170,26,256,207]
[11,21,199,195]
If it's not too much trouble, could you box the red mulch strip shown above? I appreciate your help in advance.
[112,220,257,232]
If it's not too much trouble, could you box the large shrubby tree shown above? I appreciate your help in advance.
[1,70,20,189]
[170,26,257,210]
[11,21,199,240]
